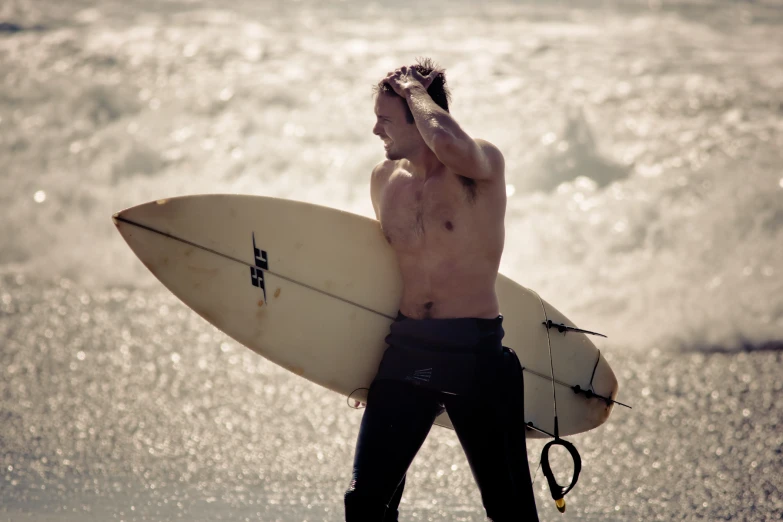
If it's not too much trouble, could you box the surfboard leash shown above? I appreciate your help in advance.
[532,290,582,514]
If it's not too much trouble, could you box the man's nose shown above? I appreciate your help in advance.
[372,122,382,136]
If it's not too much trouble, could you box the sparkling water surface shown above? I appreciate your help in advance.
[1,0,782,520]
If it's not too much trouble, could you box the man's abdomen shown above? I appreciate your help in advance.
[397,260,501,319]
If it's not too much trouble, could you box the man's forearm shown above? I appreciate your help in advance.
[404,85,467,152]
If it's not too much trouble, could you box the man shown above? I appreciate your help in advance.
[344,58,538,521]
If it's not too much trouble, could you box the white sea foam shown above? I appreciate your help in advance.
[1,0,781,354]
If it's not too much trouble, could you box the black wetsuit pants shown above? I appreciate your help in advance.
[344,313,539,522]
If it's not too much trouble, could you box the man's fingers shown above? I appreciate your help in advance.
[423,70,439,87]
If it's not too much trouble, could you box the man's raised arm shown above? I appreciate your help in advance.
[385,66,503,181]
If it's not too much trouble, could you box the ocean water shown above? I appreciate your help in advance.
[1,0,782,520]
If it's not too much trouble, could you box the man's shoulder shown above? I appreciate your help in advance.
[474,139,504,171]
[371,160,397,184]
[370,160,397,219]
[373,159,397,175]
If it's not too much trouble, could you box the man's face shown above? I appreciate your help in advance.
[373,93,414,161]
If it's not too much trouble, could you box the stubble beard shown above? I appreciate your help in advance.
[385,143,404,161]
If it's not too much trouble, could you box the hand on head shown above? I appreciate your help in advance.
[384,65,439,96]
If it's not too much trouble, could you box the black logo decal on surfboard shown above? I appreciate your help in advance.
[250,233,268,301]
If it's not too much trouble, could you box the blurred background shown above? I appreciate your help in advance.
[1,0,781,520]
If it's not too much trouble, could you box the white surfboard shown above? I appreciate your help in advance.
[113,194,619,438]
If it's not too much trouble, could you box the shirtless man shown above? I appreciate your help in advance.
[344,59,538,521]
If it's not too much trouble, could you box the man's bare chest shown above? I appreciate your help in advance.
[379,171,477,248]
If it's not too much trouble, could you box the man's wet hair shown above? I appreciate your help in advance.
[374,57,451,124]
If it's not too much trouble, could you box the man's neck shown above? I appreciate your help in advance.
[403,146,442,180]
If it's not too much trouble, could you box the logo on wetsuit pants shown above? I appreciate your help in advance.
[408,368,433,384]
[250,232,268,301]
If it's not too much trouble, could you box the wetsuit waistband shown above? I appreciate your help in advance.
[395,311,503,333]
[388,311,505,353]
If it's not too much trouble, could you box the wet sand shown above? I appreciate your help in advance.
[1,276,781,521]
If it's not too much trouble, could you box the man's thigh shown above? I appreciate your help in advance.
[444,393,538,521]
[349,380,443,502]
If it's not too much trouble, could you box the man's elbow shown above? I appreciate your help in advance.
[433,135,500,181]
